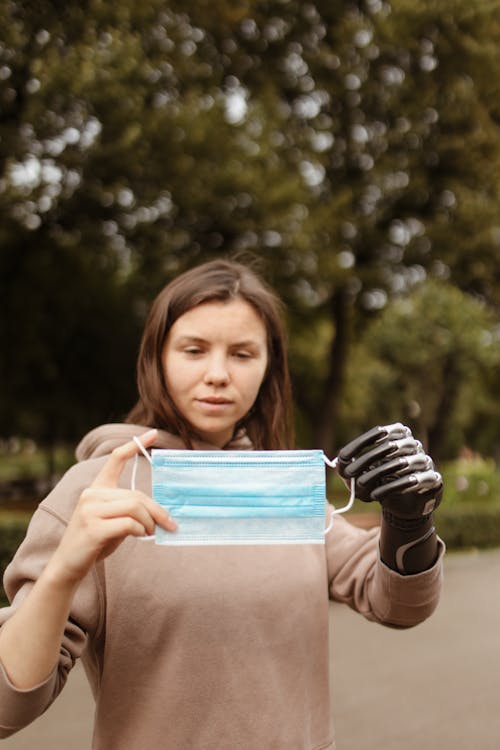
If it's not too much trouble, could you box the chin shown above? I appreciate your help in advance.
[193,424,233,445]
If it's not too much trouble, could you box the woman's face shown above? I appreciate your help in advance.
[162,298,268,447]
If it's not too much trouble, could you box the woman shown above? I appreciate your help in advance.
[0,258,444,749]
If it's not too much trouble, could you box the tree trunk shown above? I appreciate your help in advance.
[313,286,351,455]
[427,355,460,461]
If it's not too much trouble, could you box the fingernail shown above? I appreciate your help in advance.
[162,510,177,531]
[141,428,157,438]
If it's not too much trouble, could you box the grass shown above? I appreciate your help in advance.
[0,509,34,524]
[0,441,74,483]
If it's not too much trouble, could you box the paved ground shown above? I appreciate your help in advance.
[330,547,500,750]
[2,548,499,749]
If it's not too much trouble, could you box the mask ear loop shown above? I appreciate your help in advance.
[323,455,356,534]
[132,436,156,542]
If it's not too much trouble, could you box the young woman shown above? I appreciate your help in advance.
[0,259,444,749]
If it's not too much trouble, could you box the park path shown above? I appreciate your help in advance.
[2,548,499,749]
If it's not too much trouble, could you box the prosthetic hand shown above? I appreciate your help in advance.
[338,423,443,575]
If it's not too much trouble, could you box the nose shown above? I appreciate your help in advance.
[203,353,230,386]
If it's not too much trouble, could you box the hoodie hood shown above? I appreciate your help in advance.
[75,423,253,462]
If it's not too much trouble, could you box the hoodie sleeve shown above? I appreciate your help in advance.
[326,512,444,628]
[0,464,104,738]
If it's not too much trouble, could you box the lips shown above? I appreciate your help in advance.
[195,397,234,418]
[197,396,233,405]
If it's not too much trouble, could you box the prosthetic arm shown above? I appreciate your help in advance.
[337,423,443,575]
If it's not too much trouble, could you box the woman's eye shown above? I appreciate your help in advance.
[234,351,252,359]
[184,347,203,355]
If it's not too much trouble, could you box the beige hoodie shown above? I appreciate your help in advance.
[0,424,444,749]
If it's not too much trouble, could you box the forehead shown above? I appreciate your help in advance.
[170,298,267,340]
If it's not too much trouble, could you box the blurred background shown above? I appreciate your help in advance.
[2,1,500,571]
[1,3,500,748]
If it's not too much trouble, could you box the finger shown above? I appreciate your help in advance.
[371,474,419,500]
[357,454,434,494]
[341,440,396,478]
[96,498,158,536]
[342,437,424,479]
[417,469,443,492]
[81,488,178,532]
[154,506,178,532]
[136,494,178,532]
[338,426,387,463]
[94,517,153,543]
[91,429,157,488]
[371,470,442,502]
[125,492,177,532]
[338,423,411,462]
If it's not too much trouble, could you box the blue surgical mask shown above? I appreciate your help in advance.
[133,443,354,546]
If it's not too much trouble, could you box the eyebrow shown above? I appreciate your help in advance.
[174,335,262,349]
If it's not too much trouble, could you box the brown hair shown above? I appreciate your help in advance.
[126,258,294,449]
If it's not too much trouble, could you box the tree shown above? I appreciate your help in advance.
[0,1,309,445]
[163,0,500,452]
[2,0,500,460]
[339,279,500,459]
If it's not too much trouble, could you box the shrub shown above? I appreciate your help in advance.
[433,458,500,548]
[346,503,500,550]
[435,505,500,550]
[440,457,500,507]
[0,515,31,608]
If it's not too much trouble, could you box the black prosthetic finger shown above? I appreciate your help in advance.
[371,474,419,502]
[410,469,443,494]
[356,436,424,471]
[374,470,443,517]
[357,453,433,495]
[356,457,417,498]
[341,435,424,479]
[340,439,398,479]
[402,453,435,473]
[371,469,442,503]
[381,422,413,441]
[338,426,389,464]
[338,422,412,463]
[388,436,424,458]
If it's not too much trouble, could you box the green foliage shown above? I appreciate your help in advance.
[440,456,500,506]
[338,280,500,458]
[0,441,73,482]
[1,0,500,458]
[0,514,31,608]
[435,506,500,551]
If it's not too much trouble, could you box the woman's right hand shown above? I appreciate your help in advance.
[50,429,177,586]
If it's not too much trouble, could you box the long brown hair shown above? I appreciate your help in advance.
[126,258,294,449]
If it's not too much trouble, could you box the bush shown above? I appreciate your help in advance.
[0,515,31,608]
[440,456,500,507]
[435,505,500,550]
[434,457,500,549]
[346,502,500,550]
